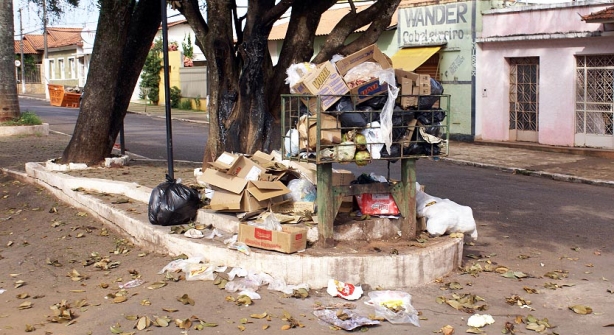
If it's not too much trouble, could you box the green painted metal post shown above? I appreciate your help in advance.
[389,158,417,240]
[316,162,335,248]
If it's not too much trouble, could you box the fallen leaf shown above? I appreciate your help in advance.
[569,305,593,315]
[162,308,178,312]
[134,316,151,330]
[281,325,291,330]
[523,287,538,294]
[14,280,25,288]
[16,293,29,299]
[238,325,246,331]
[24,324,35,332]
[18,301,33,310]
[147,281,167,290]
[441,324,454,335]
[250,312,268,319]
[177,294,195,306]
[113,296,128,303]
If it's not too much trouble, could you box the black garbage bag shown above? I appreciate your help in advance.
[423,122,442,137]
[331,96,354,115]
[423,143,441,156]
[357,95,388,110]
[416,108,446,125]
[380,143,401,163]
[340,112,367,128]
[418,78,445,110]
[403,142,425,156]
[148,175,201,226]
[356,105,380,123]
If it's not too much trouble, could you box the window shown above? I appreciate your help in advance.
[48,59,55,79]
[68,58,76,79]
[58,59,65,79]
[575,55,614,136]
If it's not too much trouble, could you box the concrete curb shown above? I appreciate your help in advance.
[442,157,614,188]
[7,162,464,289]
[0,123,49,137]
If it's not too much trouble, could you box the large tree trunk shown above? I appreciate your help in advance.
[60,0,161,165]
[0,0,21,121]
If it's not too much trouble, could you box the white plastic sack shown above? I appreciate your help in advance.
[377,68,398,155]
[361,122,384,159]
[365,290,420,326]
[285,62,316,92]
[343,62,383,84]
[284,129,299,157]
[416,183,478,240]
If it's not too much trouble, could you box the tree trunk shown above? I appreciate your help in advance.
[61,0,161,165]
[0,0,21,121]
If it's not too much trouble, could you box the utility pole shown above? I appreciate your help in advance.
[42,0,48,60]
[19,8,25,93]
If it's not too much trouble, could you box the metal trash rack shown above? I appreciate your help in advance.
[281,93,450,248]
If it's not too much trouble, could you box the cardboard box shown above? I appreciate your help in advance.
[286,161,355,186]
[250,151,275,165]
[208,151,239,171]
[198,168,248,194]
[209,188,267,212]
[349,79,390,104]
[335,44,393,76]
[398,77,416,108]
[246,180,290,201]
[238,224,307,253]
[335,45,393,103]
[292,61,350,113]
[227,156,265,181]
[355,193,400,215]
[297,113,342,150]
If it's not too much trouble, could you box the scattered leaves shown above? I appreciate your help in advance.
[47,300,74,324]
[544,270,568,280]
[523,287,538,294]
[524,315,554,333]
[505,294,531,306]
[436,293,487,313]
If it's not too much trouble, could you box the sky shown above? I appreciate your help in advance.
[12,0,187,38]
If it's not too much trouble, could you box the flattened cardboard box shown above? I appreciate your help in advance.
[238,224,307,253]
[198,168,248,194]
[246,180,290,201]
[209,188,266,212]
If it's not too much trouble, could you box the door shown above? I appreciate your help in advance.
[508,57,539,142]
[575,55,614,149]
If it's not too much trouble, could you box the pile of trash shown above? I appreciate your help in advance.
[154,256,421,330]
[283,44,447,165]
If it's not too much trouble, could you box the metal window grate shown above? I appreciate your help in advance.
[575,55,614,135]
[509,57,539,131]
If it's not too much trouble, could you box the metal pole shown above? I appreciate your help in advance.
[19,8,25,93]
[160,0,174,179]
[42,0,48,60]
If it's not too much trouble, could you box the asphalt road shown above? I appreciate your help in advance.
[19,98,614,252]
[19,99,208,162]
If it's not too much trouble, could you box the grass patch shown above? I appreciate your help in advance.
[1,112,43,126]
[179,99,192,110]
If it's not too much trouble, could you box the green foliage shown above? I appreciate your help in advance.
[1,112,42,126]
[182,34,194,59]
[170,86,182,108]
[193,95,201,109]
[179,99,192,110]
[140,39,163,104]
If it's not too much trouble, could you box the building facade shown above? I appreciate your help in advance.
[476,1,614,149]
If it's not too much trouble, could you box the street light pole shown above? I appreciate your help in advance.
[18,8,25,94]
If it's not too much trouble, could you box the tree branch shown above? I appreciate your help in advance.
[262,0,292,27]
[313,0,400,63]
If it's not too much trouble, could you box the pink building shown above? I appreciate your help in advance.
[476,2,614,150]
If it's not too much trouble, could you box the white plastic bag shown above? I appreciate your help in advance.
[361,122,383,159]
[416,183,478,240]
[343,62,383,85]
[376,68,398,155]
[285,63,316,92]
[284,129,299,157]
[365,290,420,326]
